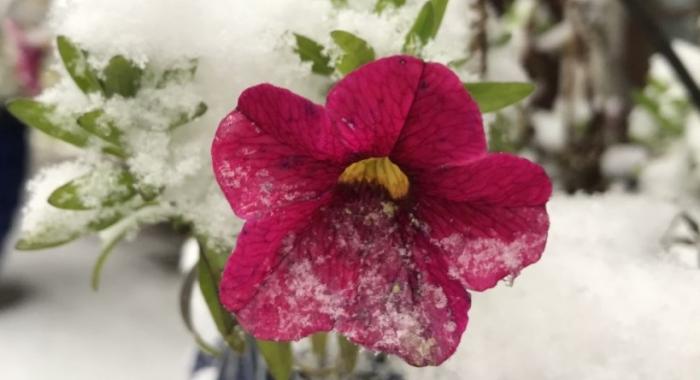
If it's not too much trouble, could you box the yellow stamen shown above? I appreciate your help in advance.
[338,157,409,199]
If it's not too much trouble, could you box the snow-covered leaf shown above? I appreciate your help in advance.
[293,33,333,76]
[48,169,137,210]
[464,82,535,113]
[157,59,198,88]
[257,340,293,380]
[77,109,122,145]
[7,99,89,147]
[56,35,102,94]
[101,55,143,98]
[331,30,375,75]
[374,0,406,14]
[169,101,208,129]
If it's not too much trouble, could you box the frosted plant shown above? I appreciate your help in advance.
[11,0,543,377]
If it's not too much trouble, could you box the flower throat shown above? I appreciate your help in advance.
[338,157,409,199]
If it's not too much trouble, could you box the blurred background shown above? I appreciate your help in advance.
[1,0,700,379]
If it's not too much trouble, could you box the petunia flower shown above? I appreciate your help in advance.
[211,55,551,366]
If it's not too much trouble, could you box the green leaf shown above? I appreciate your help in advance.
[293,34,333,76]
[330,30,375,75]
[331,0,348,7]
[374,0,406,13]
[48,169,137,210]
[337,335,359,375]
[101,55,143,98]
[77,109,122,145]
[179,266,222,356]
[15,231,82,251]
[403,2,434,55]
[464,82,535,113]
[257,340,293,380]
[7,99,89,147]
[91,231,125,290]
[157,59,198,88]
[429,0,448,36]
[197,241,245,353]
[310,333,328,364]
[170,102,208,129]
[402,0,449,55]
[87,211,124,231]
[56,35,102,94]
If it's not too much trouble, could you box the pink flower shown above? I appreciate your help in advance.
[212,56,551,366]
[2,19,44,95]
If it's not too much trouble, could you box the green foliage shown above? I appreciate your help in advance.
[15,231,82,251]
[257,340,293,380]
[293,34,334,76]
[374,0,406,14]
[48,170,136,210]
[91,230,126,290]
[403,0,448,55]
[77,109,122,145]
[197,240,245,352]
[170,102,208,130]
[488,113,519,152]
[631,77,689,147]
[101,55,143,98]
[464,82,535,113]
[157,59,198,88]
[57,35,103,94]
[337,335,359,375]
[310,332,328,364]
[179,266,222,356]
[330,30,375,75]
[7,99,89,147]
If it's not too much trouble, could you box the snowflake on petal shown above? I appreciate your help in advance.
[211,55,552,366]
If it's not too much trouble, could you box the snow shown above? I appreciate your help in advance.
[19,0,476,259]
[401,193,700,380]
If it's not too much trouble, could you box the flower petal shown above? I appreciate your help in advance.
[219,197,329,315]
[415,153,552,207]
[326,55,424,158]
[222,185,469,366]
[418,197,549,291]
[391,62,486,171]
[212,110,342,219]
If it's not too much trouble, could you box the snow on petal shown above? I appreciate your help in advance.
[227,186,468,366]
[212,110,342,219]
[418,197,549,291]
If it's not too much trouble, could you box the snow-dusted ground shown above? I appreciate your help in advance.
[1,193,699,380]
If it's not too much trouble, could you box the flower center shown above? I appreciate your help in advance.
[338,157,409,199]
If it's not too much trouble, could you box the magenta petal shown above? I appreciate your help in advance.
[337,235,470,367]
[222,186,469,366]
[212,110,342,219]
[219,197,329,316]
[416,153,552,207]
[418,197,549,291]
[326,56,424,157]
[391,62,486,171]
